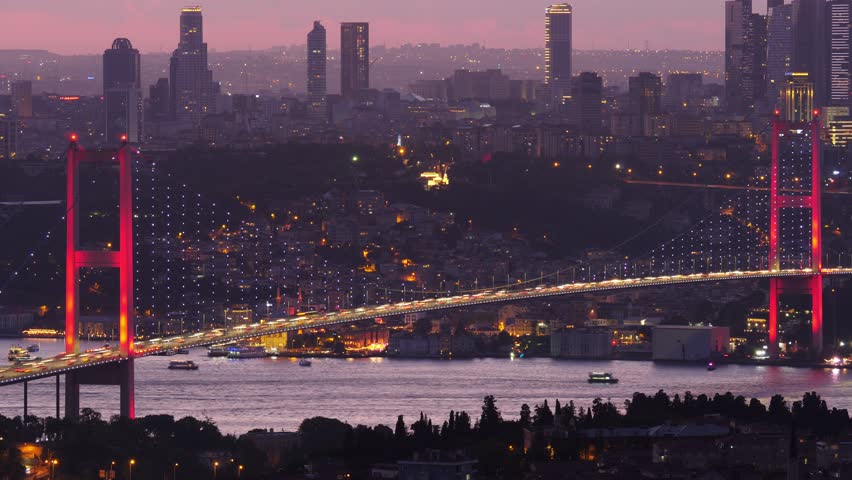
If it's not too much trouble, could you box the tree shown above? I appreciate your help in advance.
[519,404,531,428]
[768,395,791,424]
[455,411,472,435]
[479,395,502,434]
[533,400,554,427]
[394,415,407,440]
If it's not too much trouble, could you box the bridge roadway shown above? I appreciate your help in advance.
[2,267,851,386]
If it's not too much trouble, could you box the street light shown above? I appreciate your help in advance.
[173,463,179,480]
[213,461,219,479]
[108,461,115,480]
[238,465,244,478]
[49,459,58,480]
[129,459,135,480]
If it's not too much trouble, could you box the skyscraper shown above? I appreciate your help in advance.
[572,72,602,134]
[103,38,142,143]
[10,80,32,118]
[544,4,572,109]
[828,0,851,107]
[767,3,795,106]
[340,22,369,98]
[148,78,170,121]
[169,6,217,128]
[307,21,327,121]
[792,0,828,107]
[725,0,756,113]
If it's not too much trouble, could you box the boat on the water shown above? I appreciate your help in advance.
[168,360,199,370]
[26,344,39,353]
[208,343,234,357]
[587,372,618,384]
[8,346,30,362]
[299,358,312,367]
[175,348,190,355]
[707,362,717,371]
[153,349,177,356]
[227,343,267,359]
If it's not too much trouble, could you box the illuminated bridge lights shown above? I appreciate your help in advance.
[3,267,851,386]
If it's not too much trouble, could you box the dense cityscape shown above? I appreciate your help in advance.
[1,0,852,478]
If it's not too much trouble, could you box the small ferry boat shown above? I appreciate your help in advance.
[208,343,233,357]
[587,372,618,384]
[26,344,39,353]
[298,358,312,367]
[8,346,30,362]
[168,360,199,370]
[227,343,268,359]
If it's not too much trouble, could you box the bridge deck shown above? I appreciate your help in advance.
[2,268,849,386]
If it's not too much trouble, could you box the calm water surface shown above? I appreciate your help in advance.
[0,338,849,434]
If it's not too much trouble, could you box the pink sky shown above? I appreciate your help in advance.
[1,1,767,54]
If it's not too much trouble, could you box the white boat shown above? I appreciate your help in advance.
[227,343,268,359]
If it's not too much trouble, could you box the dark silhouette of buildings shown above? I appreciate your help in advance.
[103,38,142,143]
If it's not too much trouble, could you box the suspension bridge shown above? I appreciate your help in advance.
[0,113,849,420]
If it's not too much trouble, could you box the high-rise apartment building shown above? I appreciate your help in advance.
[572,72,602,134]
[103,38,142,143]
[828,0,851,106]
[767,3,795,106]
[307,21,327,120]
[340,22,369,98]
[10,81,32,118]
[169,6,217,128]
[544,4,572,109]
[148,78,170,121]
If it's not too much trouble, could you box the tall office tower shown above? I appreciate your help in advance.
[572,72,602,134]
[828,0,851,106]
[781,72,815,122]
[752,13,769,103]
[767,3,795,106]
[10,80,32,117]
[103,38,142,143]
[340,22,369,98]
[629,72,662,136]
[792,0,829,107]
[544,4,573,109]
[169,6,216,128]
[0,115,18,160]
[307,21,327,120]
[148,78,170,121]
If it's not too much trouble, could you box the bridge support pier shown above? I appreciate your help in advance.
[64,360,135,420]
[23,381,28,420]
[768,276,823,357]
[56,375,60,419]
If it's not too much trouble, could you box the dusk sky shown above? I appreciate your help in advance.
[2,0,769,54]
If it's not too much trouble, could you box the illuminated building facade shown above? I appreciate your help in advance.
[544,4,572,109]
[103,38,142,143]
[628,72,662,136]
[781,72,815,123]
[340,22,369,98]
[169,6,217,129]
[307,21,327,121]
[828,0,851,107]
